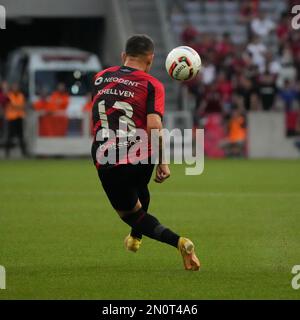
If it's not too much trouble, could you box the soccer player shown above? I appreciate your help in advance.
[91,35,200,271]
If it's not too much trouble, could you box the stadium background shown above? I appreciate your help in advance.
[0,0,300,300]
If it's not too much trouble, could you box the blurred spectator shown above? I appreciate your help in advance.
[221,105,247,157]
[235,74,254,111]
[4,83,27,157]
[278,79,299,111]
[239,1,259,38]
[246,36,267,73]
[295,110,300,137]
[192,33,215,57]
[250,92,262,111]
[181,23,199,45]
[48,82,69,111]
[200,53,216,85]
[216,71,233,112]
[198,84,222,115]
[0,81,9,140]
[276,12,291,44]
[215,33,234,65]
[33,89,51,112]
[34,86,69,137]
[255,71,278,111]
[34,90,52,136]
[230,46,252,75]
[245,63,260,83]
[277,44,297,87]
[286,107,300,136]
[264,51,281,75]
[183,74,202,123]
[240,2,255,24]
[250,11,275,38]
[290,31,300,59]
[240,1,259,24]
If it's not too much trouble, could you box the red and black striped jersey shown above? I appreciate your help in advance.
[91,65,165,168]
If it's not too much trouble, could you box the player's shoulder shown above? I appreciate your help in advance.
[94,66,120,80]
[141,73,165,92]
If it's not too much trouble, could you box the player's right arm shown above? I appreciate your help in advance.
[146,80,170,183]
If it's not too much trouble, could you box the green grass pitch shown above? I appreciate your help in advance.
[0,159,300,299]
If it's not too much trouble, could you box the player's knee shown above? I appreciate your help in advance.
[140,196,150,211]
[116,200,142,218]
[117,210,130,218]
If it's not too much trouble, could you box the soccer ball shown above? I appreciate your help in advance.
[165,46,201,81]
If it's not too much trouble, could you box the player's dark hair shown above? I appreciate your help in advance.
[125,34,154,57]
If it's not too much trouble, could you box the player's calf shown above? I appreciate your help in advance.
[119,208,180,248]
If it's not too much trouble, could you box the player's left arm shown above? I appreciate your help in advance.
[146,80,170,183]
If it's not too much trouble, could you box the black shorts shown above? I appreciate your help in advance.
[98,163,155,211]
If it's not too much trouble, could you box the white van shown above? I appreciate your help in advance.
[6,47,102,117]
[5,47,102,156]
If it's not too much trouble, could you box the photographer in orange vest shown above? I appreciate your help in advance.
[4,83,28,157]
[48,82,69,111]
